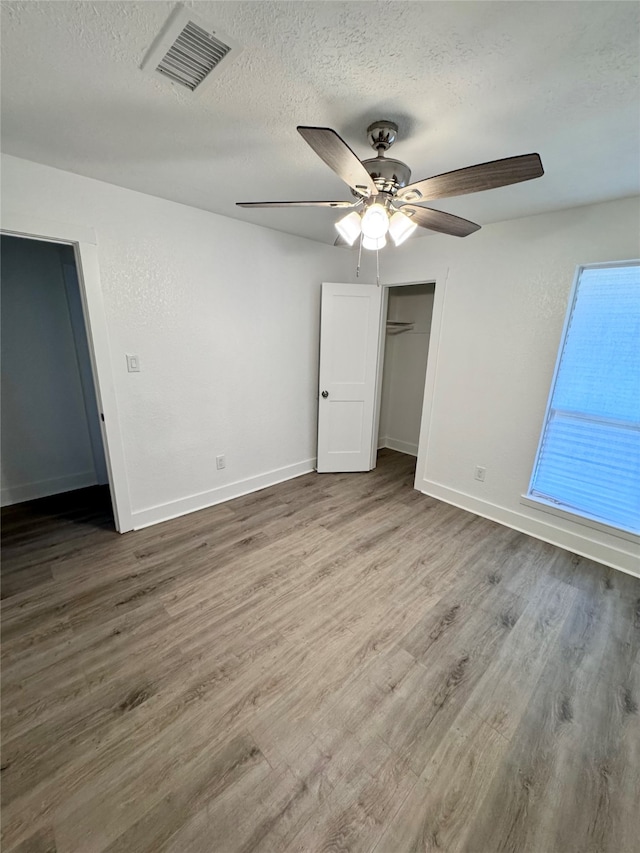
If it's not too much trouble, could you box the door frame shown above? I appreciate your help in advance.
[375,265,449,490]
[1,211,133,532]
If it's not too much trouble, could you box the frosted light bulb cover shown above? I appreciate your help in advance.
[334,211,361,245]
[361,204,390,240]
[362,234,387,251]
[389,210,418,246]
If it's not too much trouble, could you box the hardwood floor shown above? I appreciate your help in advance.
[1,450,639,853]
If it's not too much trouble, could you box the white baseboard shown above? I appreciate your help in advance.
[382,437,419,457]
[1,471,98,506]
[131,458,316,530]
[418,478,640,579]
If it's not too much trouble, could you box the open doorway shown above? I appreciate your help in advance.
[1,212,132,532]
[378,283,434,459]
[1,235,114,530]
[372,281,435,489]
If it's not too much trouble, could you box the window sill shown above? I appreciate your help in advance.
[520,494,640,545]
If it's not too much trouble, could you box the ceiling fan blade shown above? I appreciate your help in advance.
[400,205,481,238]
[398,153,544,202]
[297,126,378,198]
[236,200,357,208]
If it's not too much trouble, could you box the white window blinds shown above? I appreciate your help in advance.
[528,262,640,535]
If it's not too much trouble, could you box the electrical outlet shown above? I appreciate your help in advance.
[474,465,486,482]
[216,454,226,470]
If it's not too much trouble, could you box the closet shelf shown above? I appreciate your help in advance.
[386,321,415,335]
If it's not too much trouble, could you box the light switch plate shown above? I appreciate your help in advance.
[126,354,140,373]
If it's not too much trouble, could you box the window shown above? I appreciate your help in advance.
[527,261,640,535]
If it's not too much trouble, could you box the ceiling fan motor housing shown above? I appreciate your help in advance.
[362,157,412,194]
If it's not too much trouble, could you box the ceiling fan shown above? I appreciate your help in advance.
[237,120,544,250]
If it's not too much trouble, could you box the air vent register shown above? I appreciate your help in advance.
[142,4,239,93]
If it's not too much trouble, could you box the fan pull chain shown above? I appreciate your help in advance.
[356,232,363,278]
[376,244,380,286]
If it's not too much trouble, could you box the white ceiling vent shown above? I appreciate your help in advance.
[141,4,240,94]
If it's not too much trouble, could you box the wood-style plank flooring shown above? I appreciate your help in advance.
[2,450,639,853]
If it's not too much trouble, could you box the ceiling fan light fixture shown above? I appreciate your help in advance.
[389,210,418,246]
[335,211,361,245]
[361,203,389,240]
[362,234,387,251]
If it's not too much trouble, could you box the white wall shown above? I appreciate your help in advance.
[386,196,640,576]
[1,154,353,527]
[1,236,101,504]
[379,284,434,456]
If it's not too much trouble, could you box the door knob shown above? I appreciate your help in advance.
[321,390,329,398]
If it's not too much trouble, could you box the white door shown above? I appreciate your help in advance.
[317,282,385,473]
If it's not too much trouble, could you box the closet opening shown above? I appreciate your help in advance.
[376,282,435,474]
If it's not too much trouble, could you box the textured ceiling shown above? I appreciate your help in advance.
[1,1,639,245]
